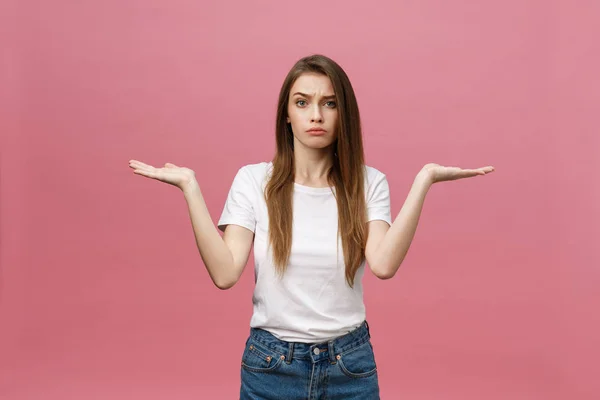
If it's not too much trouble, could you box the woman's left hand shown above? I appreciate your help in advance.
[420,163,495,184]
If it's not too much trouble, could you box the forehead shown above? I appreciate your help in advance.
[290,73,334,95]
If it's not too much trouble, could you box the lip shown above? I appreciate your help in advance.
[307,128,327,135]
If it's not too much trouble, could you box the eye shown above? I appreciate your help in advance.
[296,100,307,107]
[325,101,337,108]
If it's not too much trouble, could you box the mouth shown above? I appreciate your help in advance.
[307,128,327,135]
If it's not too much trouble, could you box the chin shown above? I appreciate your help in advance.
[294,134,337,150]
[304,141,336,151]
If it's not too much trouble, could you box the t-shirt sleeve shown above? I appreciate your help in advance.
[217,166,256,233]
[367,172,392,226]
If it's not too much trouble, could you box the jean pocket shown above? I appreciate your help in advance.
[336,341,378,378]
[241,338,285,373]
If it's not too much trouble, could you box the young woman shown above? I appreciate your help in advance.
[128,54,494,399]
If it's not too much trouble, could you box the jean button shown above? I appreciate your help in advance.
[313,348,320,355]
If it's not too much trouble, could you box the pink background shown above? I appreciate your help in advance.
[1,0,599,398]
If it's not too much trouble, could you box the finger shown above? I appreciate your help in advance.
[463,166,494,176]
[129,160,154,169]
[131,163,155,174]
[165,163,179,168]
[129,161,146,170]
[129,163,148,172]
[474,166,494,175]
[462,169,484,175]
[458,170,483,178]
[132,168,159,179]
[131,162,161,177]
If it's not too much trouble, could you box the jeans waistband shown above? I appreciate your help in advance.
[248,321,371,364]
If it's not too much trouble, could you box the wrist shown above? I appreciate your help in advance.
[416,168,435,187]
[181,178,201,197]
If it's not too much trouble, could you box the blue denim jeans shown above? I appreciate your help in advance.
[239,320,380,399]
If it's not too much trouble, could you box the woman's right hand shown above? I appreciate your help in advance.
[128,160,198,192]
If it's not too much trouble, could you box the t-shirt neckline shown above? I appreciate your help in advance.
[293,182,335,194]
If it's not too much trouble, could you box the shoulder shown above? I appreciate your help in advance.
[236,161,272,181]
[239,161,272,176]
[364,164,386,178]
[363,165,390,200]
[364,164,388,186]
[231,161,272,191]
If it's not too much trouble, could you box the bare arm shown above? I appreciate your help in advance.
[365,172,431,279]
[129,160,254,290]
[183,182,254,289]
[366,163,494,279]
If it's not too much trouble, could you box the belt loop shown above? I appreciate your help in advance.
[364,320,370,334]
[328,340,336,363]
[286,342,294,364]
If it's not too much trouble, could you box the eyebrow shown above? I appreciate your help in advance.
[292,92,336,100]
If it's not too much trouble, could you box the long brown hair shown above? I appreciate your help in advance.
[264,54,367,287]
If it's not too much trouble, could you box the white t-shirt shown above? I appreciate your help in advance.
[217,161,392,343]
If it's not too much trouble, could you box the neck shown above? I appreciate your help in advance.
[293,145,334,187]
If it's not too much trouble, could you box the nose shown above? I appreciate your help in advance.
[310,105,323,123]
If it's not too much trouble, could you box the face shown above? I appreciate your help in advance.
[286,72,338,151]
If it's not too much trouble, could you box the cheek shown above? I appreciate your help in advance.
[287,110,306,129]
[328,111,339,129]
[286,107,298,124]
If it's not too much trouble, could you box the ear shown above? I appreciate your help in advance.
[286,116,290,123]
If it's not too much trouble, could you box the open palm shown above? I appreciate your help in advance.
[128,160,196,190]
[423,163,495,184]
